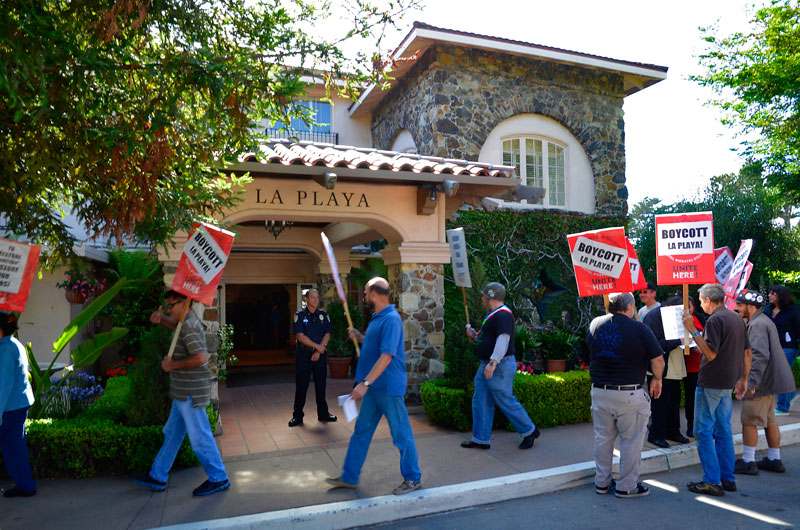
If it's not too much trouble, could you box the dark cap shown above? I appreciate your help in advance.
[481,282,506,302]
[642,282,657,292]
[735,290,764,307]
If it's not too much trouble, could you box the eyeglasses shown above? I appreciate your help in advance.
[164,300,182,311]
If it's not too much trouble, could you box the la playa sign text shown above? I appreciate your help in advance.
[254,188,370,209]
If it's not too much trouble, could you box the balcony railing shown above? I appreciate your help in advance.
[265,128,339,145]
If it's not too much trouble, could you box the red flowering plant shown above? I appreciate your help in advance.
[516,361,537,375]
[56,269,106,298]
[106,356,137,378]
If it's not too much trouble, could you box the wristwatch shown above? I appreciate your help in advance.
[362,379,371,387]
[488,360,498,367]
[691,330,701,338]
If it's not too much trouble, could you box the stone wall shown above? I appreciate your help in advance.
[371,45,628,217]
[388,263,446,401]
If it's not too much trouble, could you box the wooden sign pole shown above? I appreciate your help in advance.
[342,300,361,357]
[603,294,610,313]
[167,301,192,359]
[463,286,472,344]
[683,284,691,356]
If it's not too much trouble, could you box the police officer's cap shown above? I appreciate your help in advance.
[481,282,506,302]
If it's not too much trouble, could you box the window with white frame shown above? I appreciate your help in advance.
[502,137,566,207]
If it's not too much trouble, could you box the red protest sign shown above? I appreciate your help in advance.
[0,239,41,313]
[723,239,753,299]
[655,212,715,285]
[626,238,647,290]
[171,223,235,306]
[568,227,632,297]
[714,247,734,285]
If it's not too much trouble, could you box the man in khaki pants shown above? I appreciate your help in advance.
[733,290,795,475]
[585,292,664,498]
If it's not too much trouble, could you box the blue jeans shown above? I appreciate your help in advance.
[341,389,421,484]
[776,348,798,412]
[694,387,734,485]
[0,407,36,493]
[150,397,227,483]
[472,356,535,445]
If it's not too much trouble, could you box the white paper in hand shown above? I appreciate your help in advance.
[338,394,359,423]
[661,305,686,341]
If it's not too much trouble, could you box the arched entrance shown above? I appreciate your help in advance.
[158,139,519,397]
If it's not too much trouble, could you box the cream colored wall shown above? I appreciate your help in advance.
[222,254,317,285]
[478,113,596,214]
[16,266,76,365]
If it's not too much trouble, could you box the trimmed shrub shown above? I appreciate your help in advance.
[12,375,219,478]
[421,379,472,432]
[421,370,592,432]
[794,358,800,388]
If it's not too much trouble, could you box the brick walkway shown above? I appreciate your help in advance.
[216,369,442,458]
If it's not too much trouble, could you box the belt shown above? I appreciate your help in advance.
[593,383,642,391]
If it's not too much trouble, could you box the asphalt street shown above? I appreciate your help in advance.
[371,444,800,530]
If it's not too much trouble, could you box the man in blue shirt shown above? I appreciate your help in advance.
[0,312,36,497]
[326,277,422,495]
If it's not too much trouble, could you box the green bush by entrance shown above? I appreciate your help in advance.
[12,376,215,478]
[421,370,592,432]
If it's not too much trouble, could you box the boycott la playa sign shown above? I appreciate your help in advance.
[655,212,716,285]
[171,223,235,305]
[626,238,647,290]
[567,227,632,297]
[0,239,41,312]
[714,247,734,285]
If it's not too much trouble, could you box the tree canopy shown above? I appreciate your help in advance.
[692,0,800,201]
[1,0,418,268]
[630,162,800,296]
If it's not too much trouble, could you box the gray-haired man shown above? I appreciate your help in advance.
[586,292,664,498]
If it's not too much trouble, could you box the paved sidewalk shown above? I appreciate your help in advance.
[1,373,799,529]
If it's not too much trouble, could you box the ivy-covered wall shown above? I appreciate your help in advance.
[443,210,623,383]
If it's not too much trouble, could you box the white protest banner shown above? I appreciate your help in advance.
[321,232,360,356]
[723,239,753,299]
[446,228,472,288]
[661,305,686,341]
[0,239,41,312]
[726,261,755,311]
[714,247,734,285]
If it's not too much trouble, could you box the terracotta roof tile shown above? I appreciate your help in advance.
[239,139,516,179]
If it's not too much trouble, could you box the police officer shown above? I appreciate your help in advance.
[289,289,337,427]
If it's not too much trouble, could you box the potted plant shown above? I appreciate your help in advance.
[325,299,363,379]
[56,269,106,304]
[539,329,578,373]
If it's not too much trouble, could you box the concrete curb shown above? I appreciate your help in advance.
[158,422,800,530]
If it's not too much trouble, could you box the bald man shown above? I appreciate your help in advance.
[326,277,422,495]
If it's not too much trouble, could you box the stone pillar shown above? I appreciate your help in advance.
[388,263,446,402]
[315,273,341,310]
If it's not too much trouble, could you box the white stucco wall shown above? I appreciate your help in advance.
[16,266,80,366]
[479,114,596,214]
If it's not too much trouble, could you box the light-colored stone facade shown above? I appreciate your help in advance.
[371,44,628,216]
[388,263,446,400]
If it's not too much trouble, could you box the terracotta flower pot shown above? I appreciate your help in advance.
[327,356,352,379]
[545,359,567,373]
[65,291,86,304]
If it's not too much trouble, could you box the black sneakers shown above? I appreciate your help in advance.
[756,457,786,473]
[733,458,759,475]
[519,428,541,450]
[3,488,36,498]
[460,440,490,450]
[133,473,167,492]
[721,480,737,492]
[193,479,231,497]
[595,479,616,495]
[615,483,650,498]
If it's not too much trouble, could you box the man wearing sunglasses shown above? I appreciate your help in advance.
[134,290,230,497]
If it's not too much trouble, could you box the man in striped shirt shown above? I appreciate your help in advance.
[133,290,230,497]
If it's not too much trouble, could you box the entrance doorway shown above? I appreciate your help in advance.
[225,284,295,367]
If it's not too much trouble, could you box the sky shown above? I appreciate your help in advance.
[358,0,764,208]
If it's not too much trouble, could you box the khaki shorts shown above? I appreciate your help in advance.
[741,395,777,428]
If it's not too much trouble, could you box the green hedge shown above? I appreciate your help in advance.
[794,358,800,388]
[6,376,217,478]
[421,370,592,432]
